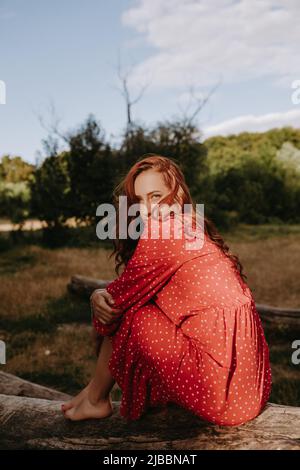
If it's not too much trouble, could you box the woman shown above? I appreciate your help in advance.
[62,154,272,425]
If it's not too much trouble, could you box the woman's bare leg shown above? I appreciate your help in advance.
[63,335,116,421]
[62,332,104,412]
[89,335,116,401]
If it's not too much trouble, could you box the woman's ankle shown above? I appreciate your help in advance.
[88,385,111,405]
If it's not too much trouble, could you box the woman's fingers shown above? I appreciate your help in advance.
[93,302,121,316]
[92,290,117,310]
[92,291,121,314]
[101,290,116,306]
[93,308,110,322]
[94,307,123,324]
[91,290,123,325]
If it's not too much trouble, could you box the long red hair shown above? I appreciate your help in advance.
[108,154,248,283]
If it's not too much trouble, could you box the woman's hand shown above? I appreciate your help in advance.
[90,288,123,325]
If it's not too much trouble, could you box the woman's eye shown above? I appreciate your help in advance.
[152,195,160,200]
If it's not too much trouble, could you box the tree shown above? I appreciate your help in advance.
[0,155,34,183]
[66,115,117,223]
[213,159,292,224]
[150,119,209,199]
[0,155,34,227]
[29,151,71,228]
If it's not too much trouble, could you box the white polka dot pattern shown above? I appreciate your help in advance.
[92,213,272,426]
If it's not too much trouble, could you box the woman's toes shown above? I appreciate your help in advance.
[61,401,74,412]
[64,408,75,420]
[63,396,113,421]
[61,384,91,414]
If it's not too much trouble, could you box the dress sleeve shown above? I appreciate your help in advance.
[92,213,208,336]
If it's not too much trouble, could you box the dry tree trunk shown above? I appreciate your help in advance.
[0,392,299,450]
[0,371,71,400]
[0,372,300,450]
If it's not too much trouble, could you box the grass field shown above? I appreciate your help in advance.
[0,223,300,405]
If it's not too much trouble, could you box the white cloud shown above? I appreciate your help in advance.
[202,108,300,138]
[122,0,300,90]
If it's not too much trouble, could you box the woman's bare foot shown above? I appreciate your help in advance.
[61,381,92,413]
[64,394,113,421]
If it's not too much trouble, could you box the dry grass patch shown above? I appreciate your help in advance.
[0,245,117,319]
[227,233,300,308]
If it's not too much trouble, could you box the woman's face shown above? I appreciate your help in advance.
[134,170,172,220]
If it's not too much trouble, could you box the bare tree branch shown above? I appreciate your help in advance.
[178,78,222,127]
[33,98,69,146]
[110,48,152,130]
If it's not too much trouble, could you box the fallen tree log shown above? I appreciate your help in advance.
[255,304,300,326]
[0,393,300,450]
[67,275,300,326]
[0,371,71,401]
[67,275,108,298]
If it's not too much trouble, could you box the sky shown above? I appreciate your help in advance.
[1,0,300,164]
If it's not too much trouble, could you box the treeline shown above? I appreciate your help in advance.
[0,155,34,225]
[1,115,300,240]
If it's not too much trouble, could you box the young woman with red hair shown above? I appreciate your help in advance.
[62,154,272,426]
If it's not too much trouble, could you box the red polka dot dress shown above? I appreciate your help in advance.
[92,213,272,426]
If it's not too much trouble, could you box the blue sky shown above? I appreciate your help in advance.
[1,0,300,164]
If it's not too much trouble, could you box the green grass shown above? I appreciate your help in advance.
[19,369,86,395]
[0,251,37,275]
[223,222,300,242]
[269,378,300,406]
[0,294,90,333]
